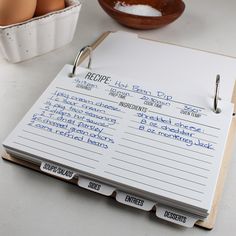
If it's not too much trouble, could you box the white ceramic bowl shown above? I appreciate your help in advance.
[0,0,81,63]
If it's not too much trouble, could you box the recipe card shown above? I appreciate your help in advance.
[3,65,234,212]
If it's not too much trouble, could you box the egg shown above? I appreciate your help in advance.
[35,0,65,17]
[0,0,37,26]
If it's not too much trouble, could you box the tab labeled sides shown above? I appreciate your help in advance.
[78,177,115,196]
[116,191,155,211]
[40,162,75,180]
[156,204,200,228]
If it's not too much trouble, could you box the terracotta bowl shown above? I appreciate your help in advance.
[98,0,185,29]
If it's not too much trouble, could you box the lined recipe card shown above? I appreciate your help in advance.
[3,65,234,213]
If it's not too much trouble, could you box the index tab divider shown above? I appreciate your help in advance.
[115,191,156,211]
[156,204,201,228]
[78,176,115,196]
[40,161,76,180]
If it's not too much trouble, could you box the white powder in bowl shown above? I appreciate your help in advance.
[114,2,162,17]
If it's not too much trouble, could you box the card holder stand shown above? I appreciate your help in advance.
[2,32,236,229]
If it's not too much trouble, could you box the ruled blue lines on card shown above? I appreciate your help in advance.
[38,110,116,132]
[22,129,103,156]
[27,85,120,150]
[54,87,125,114]
[129,125,217,148]
[55,87,119,104]
[130,118,218,139]
[46,98,123,120]
[148,110,220,131]
[117,144,211,171]
[121,136,213,164]
[27,122,110,150]
[104,171,202,202]
[115,150,209,178]
[18,135,99,162]
[28,116,114,144]
[111,156,206,186]
[13,142,96,169]
[108,161,204,194]
[134,111,219,152]
[43,100,119,127]
[126,126,216,155]
[34,112,116,135]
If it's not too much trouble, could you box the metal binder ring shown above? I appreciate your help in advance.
[69,45,93,77]
[213,74,221,114]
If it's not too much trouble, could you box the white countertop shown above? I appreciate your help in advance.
[1,0,236,235]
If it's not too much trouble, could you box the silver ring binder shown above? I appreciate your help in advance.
[69,45,93,77]
[213,75,221,114]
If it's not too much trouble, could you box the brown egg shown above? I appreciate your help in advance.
[0,0,37,26]
[35,0,65,17]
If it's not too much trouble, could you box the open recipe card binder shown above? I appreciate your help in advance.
[2,31,236,229]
